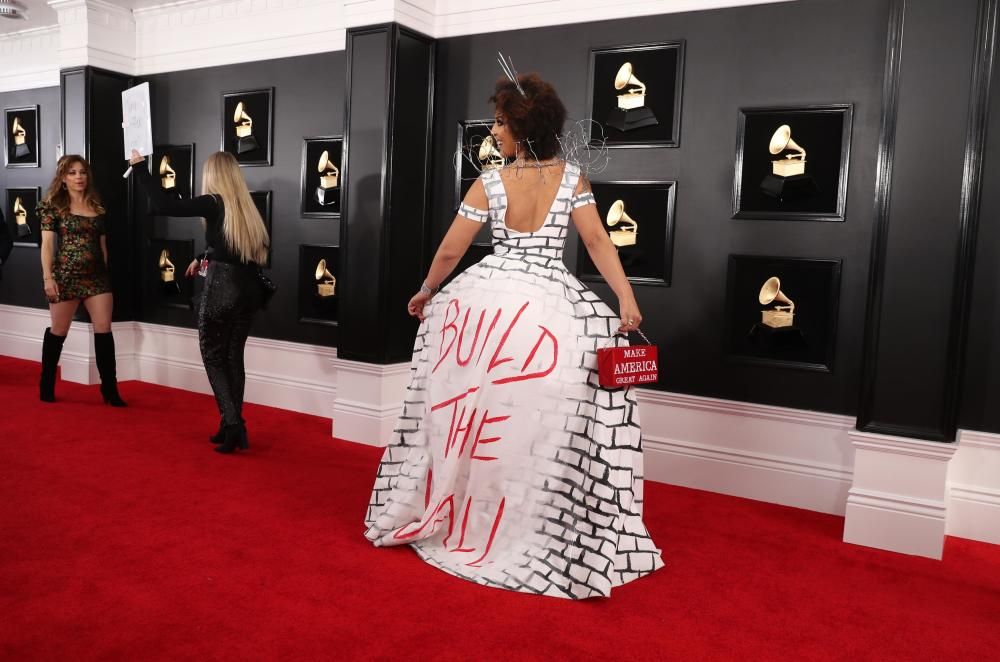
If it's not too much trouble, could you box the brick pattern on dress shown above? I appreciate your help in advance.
[366,162,663,599]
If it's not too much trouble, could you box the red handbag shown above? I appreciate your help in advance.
[597,329,659,387]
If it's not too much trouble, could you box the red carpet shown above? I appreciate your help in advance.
[1,354,999,661]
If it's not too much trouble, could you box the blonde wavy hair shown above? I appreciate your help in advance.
[202,151,270,265]
[43,155,106,215]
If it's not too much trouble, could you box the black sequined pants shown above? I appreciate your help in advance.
[198,262,261,427]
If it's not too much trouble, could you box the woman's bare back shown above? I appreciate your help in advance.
[497,161,568,233]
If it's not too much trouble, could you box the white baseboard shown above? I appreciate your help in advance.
[637,390,855,515]
[2,303,999,549]
[948,430,1000,545]
[330,357,411,446]
[843,431,958,559]
[0,305,335,417]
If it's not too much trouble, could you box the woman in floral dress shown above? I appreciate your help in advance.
[37,155,126,406]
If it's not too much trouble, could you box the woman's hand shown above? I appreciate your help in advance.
[618,296,642,334]
[185,259,199,278]
[129,149,145,165]
[44,277,59,303]
[407,291,432,321]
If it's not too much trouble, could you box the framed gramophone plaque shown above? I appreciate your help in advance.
[250,190,273,268]
[6,187,41,247]
[299,244,339,326]
[455,119,502,246]
[586,42,684,148]
[149,144,194,200]
[576,181,677,287]
[724,255,842,372]
[5,106,39,168]
[732,105,853,221]
[221,89,273,166]
[148,238,195,310]
[300,136,343,218]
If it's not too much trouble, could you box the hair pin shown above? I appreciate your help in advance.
[497,52,526,98]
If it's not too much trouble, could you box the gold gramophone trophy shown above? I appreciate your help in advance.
[606,62,659,132]
[759,124,819,200]
[758,277,794,328]
[233,102,259,154]
[315,259,336,297]
[314,150,340,206]
[478,135,505,170]
[13,196,30,238]
[12,116,31,159]
[606,199,638,247]
[159,155,177,193]
[750,276,806,349]
[159,249,175,283]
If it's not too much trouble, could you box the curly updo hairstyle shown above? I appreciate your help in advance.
[490,73,567,161]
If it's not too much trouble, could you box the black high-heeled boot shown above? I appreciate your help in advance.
[39,327,67,402]
[209,417,245,444]
[94,331,127,407]
[214,424,249,454]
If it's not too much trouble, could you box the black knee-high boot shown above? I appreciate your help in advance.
[94,331,127,407]
[40,327,67,402]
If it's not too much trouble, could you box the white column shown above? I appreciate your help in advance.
[843,430,957,559]
[49,0,136,75]
[330,357,411,446]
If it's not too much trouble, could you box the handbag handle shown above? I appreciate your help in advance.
[601,327,652,349]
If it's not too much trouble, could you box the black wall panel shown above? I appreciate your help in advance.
[961,20,1000,435]
[140,52,346,345]
[0,86,61,309]
[430,0,889,414]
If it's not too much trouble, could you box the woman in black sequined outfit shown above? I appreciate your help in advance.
[38,155,126,406]
[130,149,270,453]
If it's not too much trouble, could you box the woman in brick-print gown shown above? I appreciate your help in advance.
[365,74,663,598]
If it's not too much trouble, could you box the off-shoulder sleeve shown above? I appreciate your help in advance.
[96,214,107,235]
[37,201,58,232]
[457,202,489,223]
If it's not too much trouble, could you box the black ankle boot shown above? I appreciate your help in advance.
[39,328,67,403]
[209,417,245,444]
[214,424,249,454]
[94,331,127,407]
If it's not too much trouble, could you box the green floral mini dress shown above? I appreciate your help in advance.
[38,201,112,302]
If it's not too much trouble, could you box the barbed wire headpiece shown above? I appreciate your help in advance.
[496,52,526,98]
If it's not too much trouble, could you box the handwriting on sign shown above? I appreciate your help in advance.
[393,493,506,567]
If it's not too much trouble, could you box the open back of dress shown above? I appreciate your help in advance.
[364,162,663,599]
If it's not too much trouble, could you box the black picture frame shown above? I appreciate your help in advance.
[300,136,343,218]
[6,187,42,247]
[724,255,842,372]
[576,181,677,287]
[221,88,274,166]
[148,144,194,200]
[298,244,339,326]
[455,119,500,247]
[5,105,40,168]
[733,104,854,221]
[250,190,272,268]
[148,238,195,310]
[586,42,684,148]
